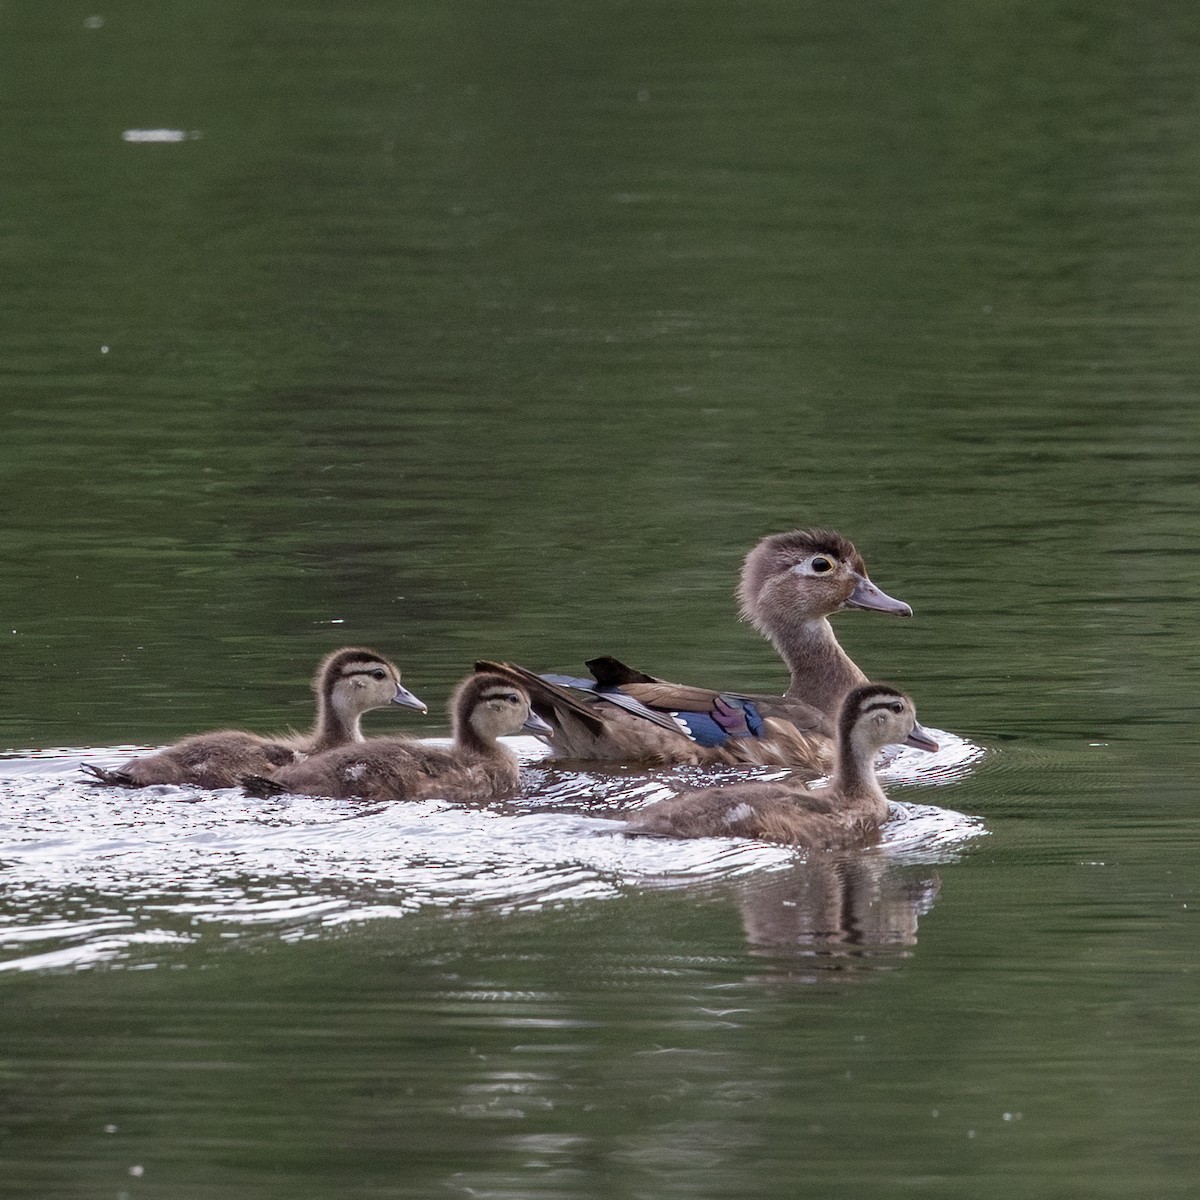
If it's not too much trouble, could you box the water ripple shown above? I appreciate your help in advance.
[0,732,987,969]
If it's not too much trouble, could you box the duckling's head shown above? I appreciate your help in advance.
[838,683,938,756]
[316,647,427,717]
[738,528,912,632]
[454,672,553,743]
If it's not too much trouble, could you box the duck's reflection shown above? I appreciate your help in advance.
[730,849,940,979]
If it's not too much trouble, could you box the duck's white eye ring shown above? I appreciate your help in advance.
[811,557,834,573]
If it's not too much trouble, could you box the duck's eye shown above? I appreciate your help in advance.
[371,670,386,681]
[889,702,904,713]
[811,557,834,574]
[505,693,520,704]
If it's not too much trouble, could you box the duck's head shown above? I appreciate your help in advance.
[738,528,912,632]
[316,647,428,717]
[838,683,938,755]
[455,672,553,742]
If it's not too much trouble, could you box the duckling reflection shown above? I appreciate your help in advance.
[479,527,912,772]
[730,850,941,978]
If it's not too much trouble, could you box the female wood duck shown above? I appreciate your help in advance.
[81,647,426,789]
[481,528,912,770]
[240,671,552,802]
[623,683,938,849]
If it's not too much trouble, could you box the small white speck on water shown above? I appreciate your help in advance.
[104,1124,117,1133]
[122,129,199,143]
[128,1164,144,1177]
[101,345,109,353]
[967,1130,977,1139]
[84,15,105,28]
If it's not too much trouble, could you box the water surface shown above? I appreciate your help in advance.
[3,1,1200,1197]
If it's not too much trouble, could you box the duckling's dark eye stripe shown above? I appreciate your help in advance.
[342,667,389,678]
[481,689,522,703]
[859,698,904,715]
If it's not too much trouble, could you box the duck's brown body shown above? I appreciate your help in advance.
[242,672,550,802]
[625,776,889,849]
[624,684,937,849]
[484,529,911,772]
[244,735,524,803]
[92,730,304,790]
[480,658,834,769]
[82,648,424,790]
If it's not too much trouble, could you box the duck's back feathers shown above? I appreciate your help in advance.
[246,735,522,802]
[86,731,302,790]
[479,655,834,770]
[625,778,880,849]
[478,659,720,764]
[586,655,833,737]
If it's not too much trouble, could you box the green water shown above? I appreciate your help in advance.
[3,1,1200,1196]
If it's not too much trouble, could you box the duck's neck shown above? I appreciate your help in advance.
[830,731,888,806]
[453,719,513,762]
[773,617,868,715]
[307,691,364,754]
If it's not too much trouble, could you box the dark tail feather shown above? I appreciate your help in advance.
[585,655,659,686]
[80,763,136,788]
[241,773,288,798]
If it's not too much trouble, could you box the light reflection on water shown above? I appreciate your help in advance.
[0,733,985,973]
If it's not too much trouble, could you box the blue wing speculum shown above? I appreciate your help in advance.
[670,696,767,747]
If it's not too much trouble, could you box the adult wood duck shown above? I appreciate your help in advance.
[81,648,426,790]
[240,671,552,802]
[481,528,912,771]
[623,683,938,849]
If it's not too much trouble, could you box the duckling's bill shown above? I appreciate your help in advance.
[391,683,428,712]
[904,723,939,752]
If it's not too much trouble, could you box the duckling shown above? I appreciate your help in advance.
[81,647,426,790]
[480,528,911,770]
[623,684,938,849]
[241,671,552,802]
